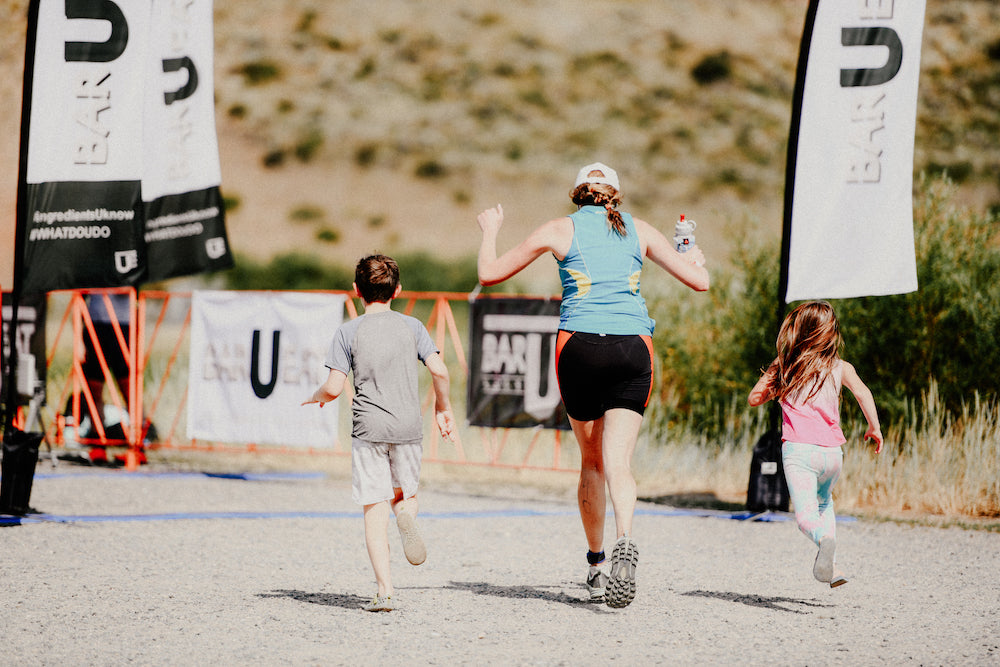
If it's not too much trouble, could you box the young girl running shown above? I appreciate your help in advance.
[748,301,883,587]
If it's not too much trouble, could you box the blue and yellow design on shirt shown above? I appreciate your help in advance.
[557,205,654,335]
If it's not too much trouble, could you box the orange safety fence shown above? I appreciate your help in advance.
[36,289,577,473]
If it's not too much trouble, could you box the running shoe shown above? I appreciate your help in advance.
[606,535,638,609]
[586,568,609,602]
[813,537,836,583]
[830,570,848,588]
[362,595,394,612]
[396,510,427,566]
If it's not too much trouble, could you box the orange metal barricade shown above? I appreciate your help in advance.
[42,289,577,473]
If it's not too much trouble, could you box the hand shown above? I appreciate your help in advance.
[302,394,325,408]
[477,204,504,235]
[685,245,706,268]
[865,425,884,454]
[436,409,456,441]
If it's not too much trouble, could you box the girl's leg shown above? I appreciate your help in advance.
[781,442,843,546]
[601,408,643,538]
[815,448,843,542]
[363,500,393,596]
[570,416,606,553]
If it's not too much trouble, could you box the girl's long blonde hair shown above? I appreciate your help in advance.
[764,300,843,402]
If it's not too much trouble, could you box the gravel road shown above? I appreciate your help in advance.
[2,463,997,665]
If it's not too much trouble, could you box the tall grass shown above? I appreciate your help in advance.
[838,384,1000,518]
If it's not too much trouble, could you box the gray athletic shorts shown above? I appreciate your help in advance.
[351,437,422,506]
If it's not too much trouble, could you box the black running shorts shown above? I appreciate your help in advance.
[555,331,653,421]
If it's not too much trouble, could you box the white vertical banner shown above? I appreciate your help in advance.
[785,0,925,302]
[187,291,346,448]
[142,0,233,281]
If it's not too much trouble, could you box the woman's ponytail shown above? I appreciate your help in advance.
[570,184,626,236]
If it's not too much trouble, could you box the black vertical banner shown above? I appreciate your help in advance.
[18,0,232,294]
[21,0,150,294]
[467,298,569,430]
[1,292,48,407]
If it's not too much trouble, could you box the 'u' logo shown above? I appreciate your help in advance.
[251,330,280,398]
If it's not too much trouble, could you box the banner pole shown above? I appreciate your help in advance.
[771,0,821,432]
[3,0,40,438]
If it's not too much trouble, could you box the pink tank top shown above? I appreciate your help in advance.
[780,360,846,447]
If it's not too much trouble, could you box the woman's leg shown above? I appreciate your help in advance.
[570,416,606,553]
[601,408,643,538]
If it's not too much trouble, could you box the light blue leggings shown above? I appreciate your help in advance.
[781,441,843,547]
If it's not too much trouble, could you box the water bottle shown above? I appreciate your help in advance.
[673,214,696,253]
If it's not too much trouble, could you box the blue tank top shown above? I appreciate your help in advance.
[557,206,654,335]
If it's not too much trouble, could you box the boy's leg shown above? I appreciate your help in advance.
[392,490,426,565]
[363,501,393,597]
[353,439,396,601]
[388,443,426,565]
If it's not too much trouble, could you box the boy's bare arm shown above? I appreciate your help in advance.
[425,353,456,440]
[302,369,348,407]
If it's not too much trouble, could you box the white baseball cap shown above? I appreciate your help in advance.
[574,162,620,191]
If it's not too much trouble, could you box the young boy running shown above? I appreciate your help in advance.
[303,254,455,612]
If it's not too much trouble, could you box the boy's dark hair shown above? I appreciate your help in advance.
[355,254,400,303]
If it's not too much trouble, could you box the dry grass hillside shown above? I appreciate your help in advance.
[1,0,998,293]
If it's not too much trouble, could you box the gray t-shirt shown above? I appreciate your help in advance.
[325,310,439,444]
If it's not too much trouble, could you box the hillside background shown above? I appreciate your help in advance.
[1,0,997,294]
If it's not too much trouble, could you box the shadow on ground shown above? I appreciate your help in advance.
[640,492,746,512]
[442,581,609,612]
[681,590,832,614]
[258,589,369,610]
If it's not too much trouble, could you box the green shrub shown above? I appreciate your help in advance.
[294,128,324,162]
[691,51,732,86]
[415,160,448,179]
[222,253,353,291]
[238,60,282,86]
[394,251,479,292]
[315,227,340,243]
[222,252,480,294]
[288,205,325,222]
[262,149,286,168]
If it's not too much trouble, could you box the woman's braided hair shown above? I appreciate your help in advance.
[570,183,626,236]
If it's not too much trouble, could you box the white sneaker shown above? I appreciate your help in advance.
[813,537,836,583]
[396,511,426,566]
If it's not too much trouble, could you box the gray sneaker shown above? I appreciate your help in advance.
[396,511,426,566]
[362,594,394,612]
[606,536,639,609]
[813,537,836,583]
[586,568,609,601]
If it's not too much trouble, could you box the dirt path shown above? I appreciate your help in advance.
[2,464,998,665]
